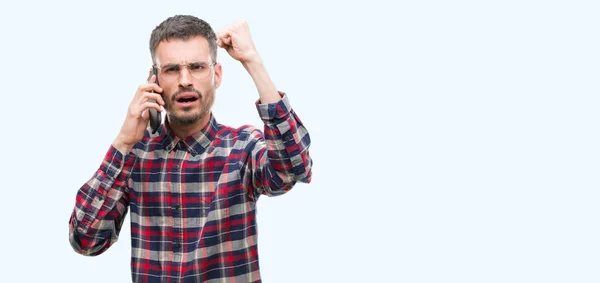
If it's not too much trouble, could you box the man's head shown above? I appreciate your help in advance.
[149,15,222,128]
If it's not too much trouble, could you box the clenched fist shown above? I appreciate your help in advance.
[217,19,261,64]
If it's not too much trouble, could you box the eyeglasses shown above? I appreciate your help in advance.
[154,61,216,82]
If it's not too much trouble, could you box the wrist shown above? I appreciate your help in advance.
[241,53,263,71]
[112,137,134,155]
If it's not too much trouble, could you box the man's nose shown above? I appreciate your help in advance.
[178,67,193,87]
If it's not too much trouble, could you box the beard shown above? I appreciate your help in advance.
[165,87,215,126]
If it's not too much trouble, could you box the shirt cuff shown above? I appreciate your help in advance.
[255,91,292,121]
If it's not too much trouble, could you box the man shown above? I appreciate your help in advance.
[68,15,312,283]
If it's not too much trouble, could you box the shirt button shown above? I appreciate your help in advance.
[173,241,181,249]
[97,195,105,201]
[173,203,180,210]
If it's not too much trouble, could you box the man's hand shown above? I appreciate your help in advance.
[217,19,261,65]
[218,19,281,104]
[112,73,165,155]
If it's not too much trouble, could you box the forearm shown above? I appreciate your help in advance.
[68,145,135,255]
[243,57,281,104]
[112,138,135,156]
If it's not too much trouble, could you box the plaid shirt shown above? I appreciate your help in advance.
[68,93,312,283]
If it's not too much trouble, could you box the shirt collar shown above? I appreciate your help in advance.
[159,113,219,156]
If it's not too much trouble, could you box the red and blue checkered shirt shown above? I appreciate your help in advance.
[68,93,312,282]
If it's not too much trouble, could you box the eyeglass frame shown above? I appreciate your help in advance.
[152,61,218,82]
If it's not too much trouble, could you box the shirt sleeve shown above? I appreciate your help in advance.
[243,91,313,199]
[68,145,136,256]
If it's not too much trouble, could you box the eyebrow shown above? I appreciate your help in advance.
[161,61,209,66]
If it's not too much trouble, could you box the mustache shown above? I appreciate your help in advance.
[171,87,202,102]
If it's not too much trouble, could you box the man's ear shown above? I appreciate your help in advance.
[214,63,223,88]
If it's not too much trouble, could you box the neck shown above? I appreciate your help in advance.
[168,112,212,140]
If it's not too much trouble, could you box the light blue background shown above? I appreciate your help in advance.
[0,0,598,282]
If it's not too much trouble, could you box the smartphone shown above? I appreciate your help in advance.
[148,67,162,134]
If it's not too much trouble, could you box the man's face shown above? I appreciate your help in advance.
[154,36,222,126]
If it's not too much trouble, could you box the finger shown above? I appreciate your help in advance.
[129,100,162,119]
[218,28,232,40]
[216,38,225,48]
[217,36,232,49]
[150,74,159,84]
[217,37,231,48]
[146,68,154,82]
[137,82,163,96]
[139,91,165,106]
[131,101,163,117]
[135,92,164,110]
[218,29,231,38]
[140,101,164,114]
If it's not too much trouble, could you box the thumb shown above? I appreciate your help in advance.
[141,109,151,121]
[218,36,232,47]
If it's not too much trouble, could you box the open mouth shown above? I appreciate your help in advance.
[177,97,198,103]
[175,92,200,105]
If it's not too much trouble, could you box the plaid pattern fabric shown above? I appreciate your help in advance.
[68,93,312,282]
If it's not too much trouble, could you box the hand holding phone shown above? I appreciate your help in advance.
[112,69,164,155]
